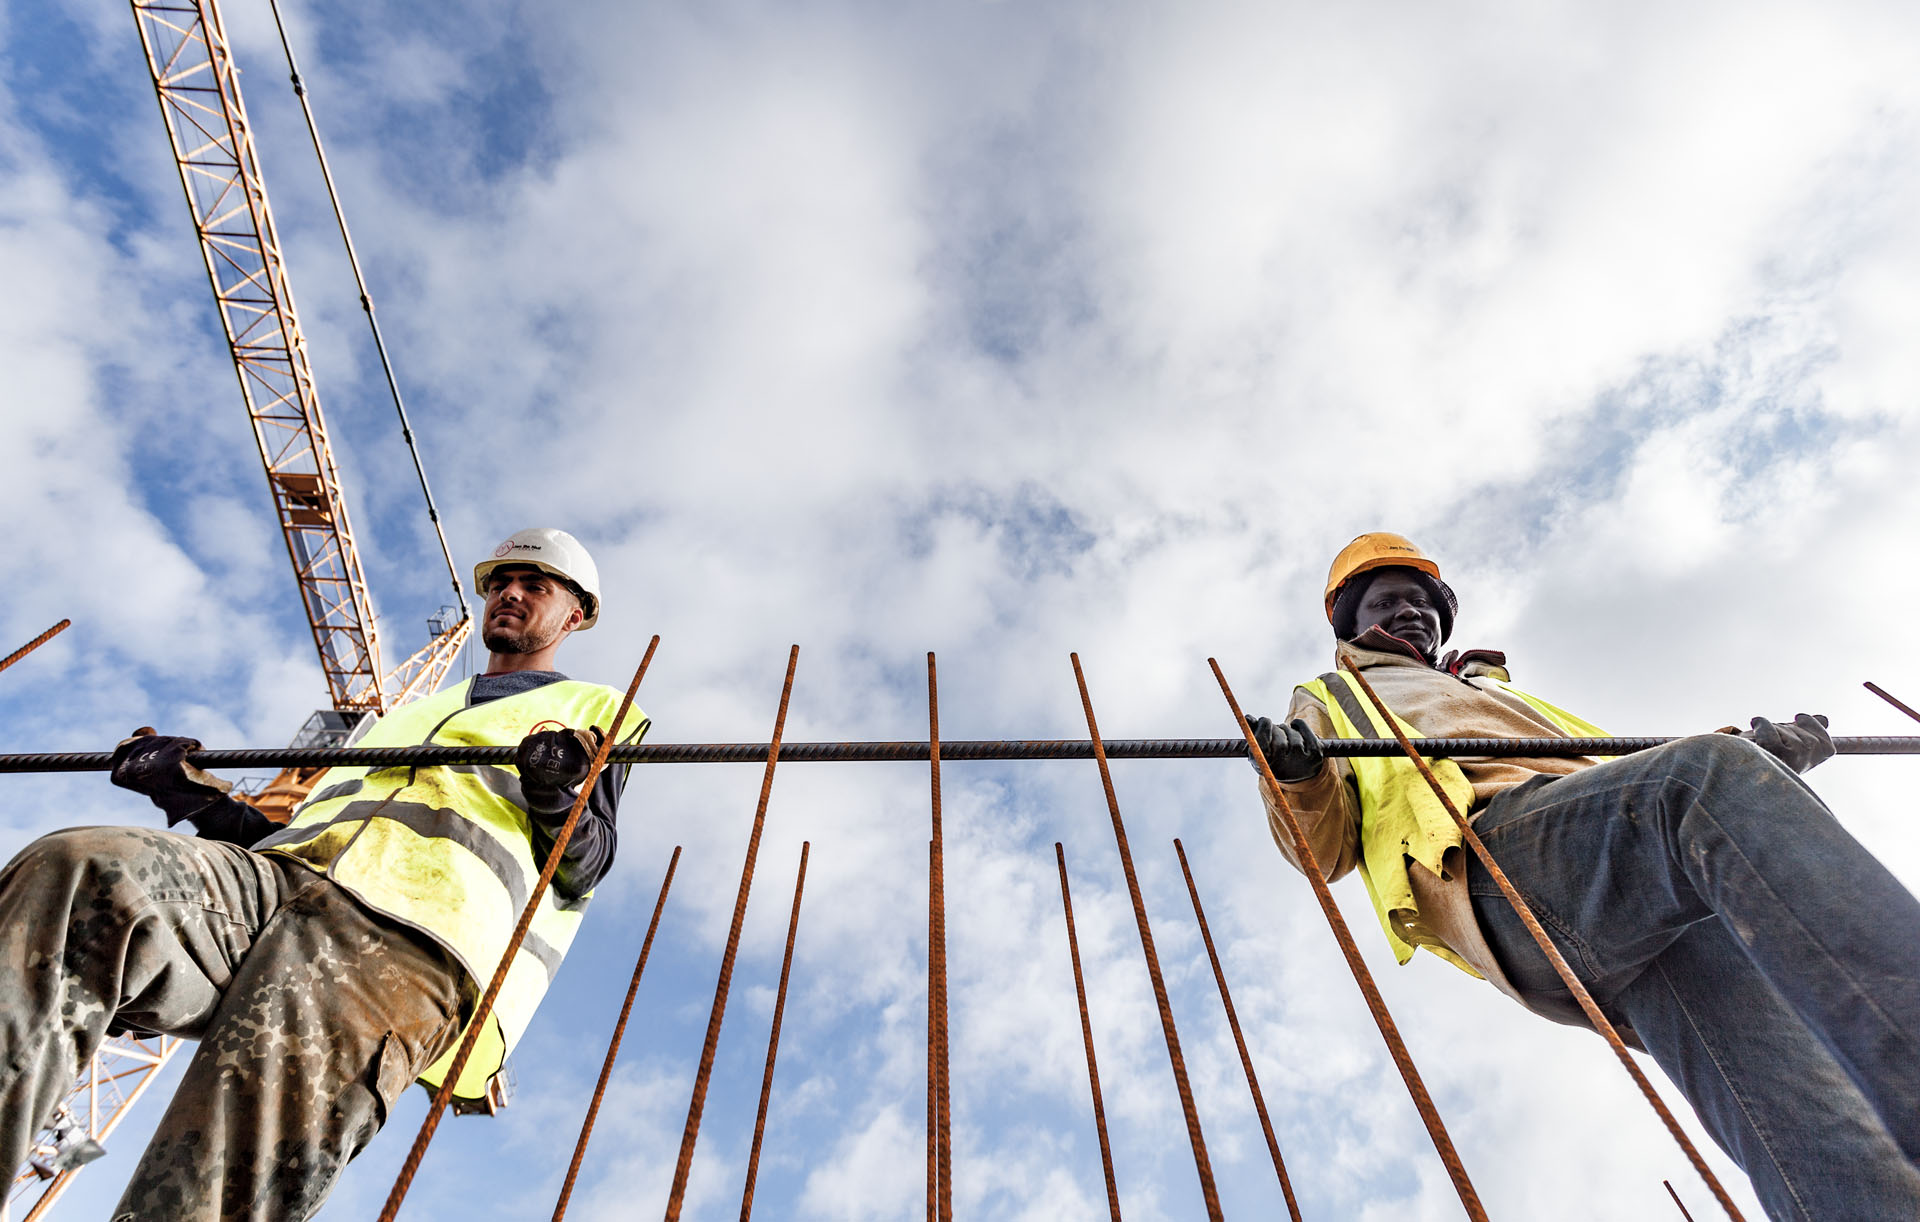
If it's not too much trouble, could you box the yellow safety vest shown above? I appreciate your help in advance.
[255,677,649,1101]
[1297,670,1606,975]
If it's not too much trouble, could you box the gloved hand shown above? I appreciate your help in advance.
[109,728,234,823]
[515,726,605,816]
[1739,714,1833,774]
[1247,715,1327,783]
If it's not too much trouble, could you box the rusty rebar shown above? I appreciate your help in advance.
[1665,1180,1700,1222]
[553,845,683,1221]
[1172,838,1302,1222]
[10,734,1916,775]
[926,838,939,1222]
[1866,682,1920,728]
[380,635,660,1221]
[0,619,70,675]
[1055,843,1122,1222]
[740,841,810,1222]
[1210,657,1488,1221]
[1071,654,1223,1221]
[926,653,954,1222]
[664,645,801,1221]
[1337,658,1745,1222]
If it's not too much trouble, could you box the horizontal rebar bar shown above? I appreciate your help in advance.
[3,735,1916,775]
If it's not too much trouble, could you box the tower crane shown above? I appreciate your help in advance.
[10,0,470,1213]
[128,0,473,820]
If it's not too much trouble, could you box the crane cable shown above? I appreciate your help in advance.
[263,0,467,620]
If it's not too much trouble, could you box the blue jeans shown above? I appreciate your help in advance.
[1466,734,1920,1221]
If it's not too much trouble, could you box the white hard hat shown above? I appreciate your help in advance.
[473,528,602,629]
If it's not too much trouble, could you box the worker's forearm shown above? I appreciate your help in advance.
[525,764,625,900]
[176,794,279,847]
[1261,764,1360,878]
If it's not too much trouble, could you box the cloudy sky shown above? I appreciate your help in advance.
[6,0,1920,1217]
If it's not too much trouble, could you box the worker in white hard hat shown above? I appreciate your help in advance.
[0,528,647,1222]
[1246,532,1920,1221]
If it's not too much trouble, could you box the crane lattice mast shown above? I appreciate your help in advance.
[130,0,468,715]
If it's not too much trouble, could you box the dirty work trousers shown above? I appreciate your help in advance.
[1468,734,1920,1221]
[0,825,466,1221]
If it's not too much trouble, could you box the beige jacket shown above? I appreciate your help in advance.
[1259,637,1602,1019]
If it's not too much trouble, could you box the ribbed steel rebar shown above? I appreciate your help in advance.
[925,654,953,1222]
[553,846,683,1222]
[1866,682,1920,728]
[0,619,70,676]
[1072,655,1223,1221]
[1055,843,1123,1222]
[1665,1181,1700,1222]
[11,735,1914,775]
[739,841,809,1222]
[1172,838,1302,1222]
[664,645,800,1221]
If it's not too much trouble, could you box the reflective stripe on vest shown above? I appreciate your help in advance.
[1298,670,1604,976]
[253,677,649,1101]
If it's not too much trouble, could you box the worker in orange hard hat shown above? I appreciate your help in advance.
[1321,532,1456,657]
[0,528,649,1222]
[1246,532,1920,1221]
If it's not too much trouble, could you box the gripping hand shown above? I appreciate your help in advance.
[109,728,234,823]
[515,726,605,815]
[1740,713,1833,774]
[1247,715,1327,783]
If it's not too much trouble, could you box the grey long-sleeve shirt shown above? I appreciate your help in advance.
[187,669,624,899]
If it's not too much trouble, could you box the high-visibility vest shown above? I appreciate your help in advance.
[1297,670,1606,975]
[254,677,649,1101]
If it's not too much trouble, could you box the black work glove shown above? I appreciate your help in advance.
[109,728,234,824]
[514,726,605,819]
[1247,715,1327,783]
[1740,713,1833,774]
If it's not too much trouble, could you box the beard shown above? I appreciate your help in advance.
[483,616,566,655]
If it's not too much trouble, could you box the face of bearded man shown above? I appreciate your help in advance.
[481,567,583,655]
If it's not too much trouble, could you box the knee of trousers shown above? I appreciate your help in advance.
[0,825,199,896]
[3,826,132,878]
[1657,732,1808,790]
[1653,733,1830,825]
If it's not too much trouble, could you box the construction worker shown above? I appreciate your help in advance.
[1248,532,1920,1221]
[0,527,647,1222]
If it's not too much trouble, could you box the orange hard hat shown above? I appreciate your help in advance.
[1323,532,1445,621]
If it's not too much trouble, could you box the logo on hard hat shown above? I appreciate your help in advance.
[493,542,513,558]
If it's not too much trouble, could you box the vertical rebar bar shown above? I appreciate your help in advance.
[1055,843,1122,1222]
[739,842,810,1221]
[1070,654,1223,1221]
[0,619,70,675]
[926,840,940,1222]
[1208,657,1488,1222]
[1335,659,1745,1221]
[381,636,660,1221]
[553,845,684,1221]
[926,653,954,1222]
[1172,838,1302,1222]
[664,645,801,1221]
